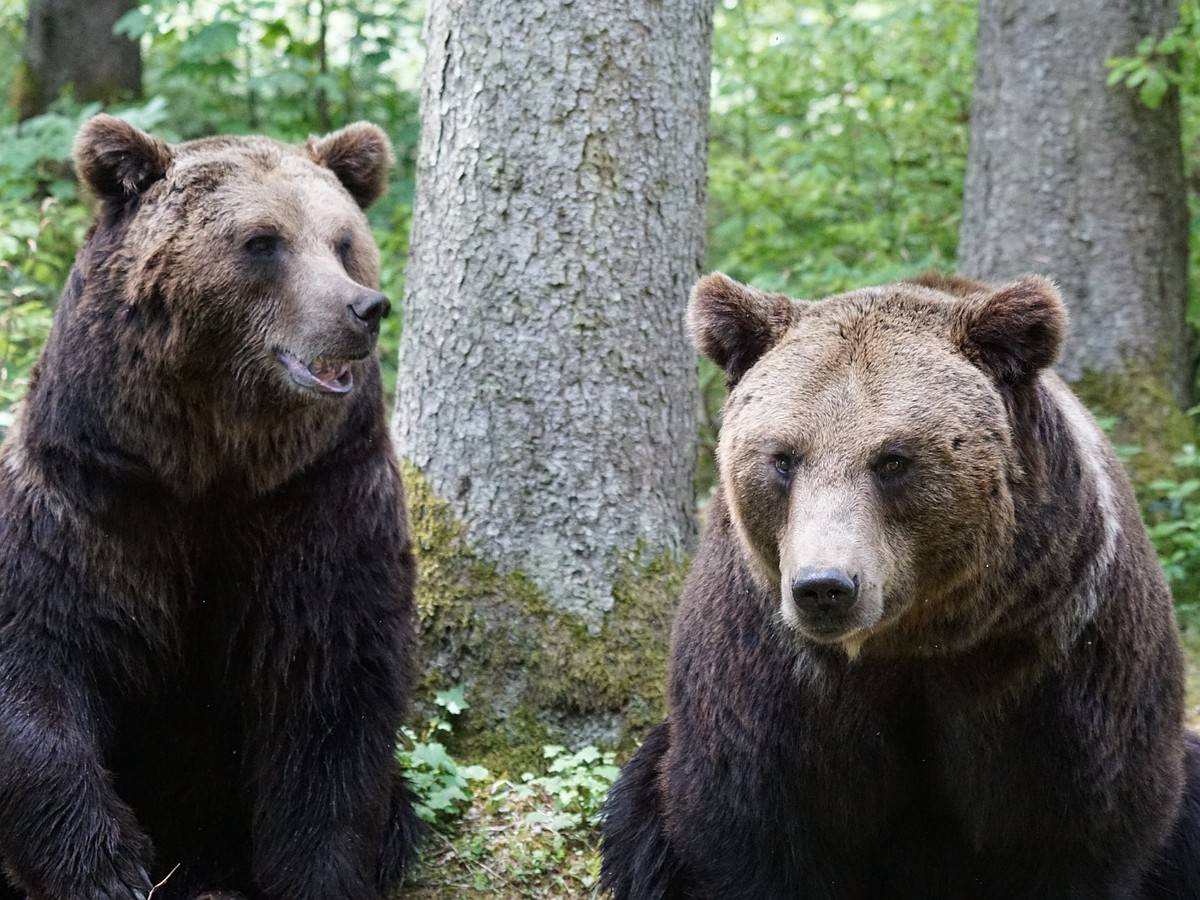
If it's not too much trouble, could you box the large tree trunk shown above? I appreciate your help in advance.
[13,0,141,120]
[394,1,712,761]
[959,0,1190,405]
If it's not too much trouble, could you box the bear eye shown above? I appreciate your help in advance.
[772,451,799,480]
[336,234,354,264]
[244,232,281,256]
[873,452,911,481]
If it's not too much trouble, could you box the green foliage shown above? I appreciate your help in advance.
[1107,0,1198,110]
[0,99,169,201]
[1108,38,1177,110]
[1144,440,1200,620]
[395,698,619,895]
[501,745,620,838]
[0,293,50,436]
[114,0,423,142]
[398,687,490,828]
[708,0,975,297]
[466,744,617,894]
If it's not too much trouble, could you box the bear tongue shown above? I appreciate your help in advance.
[310,360,353,392]
[279,351,353,395]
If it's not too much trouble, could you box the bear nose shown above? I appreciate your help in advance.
[791,568,859,617]
[348,290,392,334]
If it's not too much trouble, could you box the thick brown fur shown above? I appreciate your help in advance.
[0,116,419,900]
[602,272,1200,899]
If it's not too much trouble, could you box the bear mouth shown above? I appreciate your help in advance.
[277,350,354,395]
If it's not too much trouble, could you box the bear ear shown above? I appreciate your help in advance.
[306,122,393,209]
[953,275,1067,385]
[689,273,801,387]
[73,114,173,200]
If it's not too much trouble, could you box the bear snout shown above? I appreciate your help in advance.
[790,567,859,620]
[348,289,391,336]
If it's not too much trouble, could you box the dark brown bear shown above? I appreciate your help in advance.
[0,116,420,900]
[602,272,1200,899]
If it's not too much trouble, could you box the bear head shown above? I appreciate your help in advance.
[72,114,393,409]
[692,272,1066,658]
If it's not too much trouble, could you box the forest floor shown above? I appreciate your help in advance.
[400,631,1200,900]
[401,781,605,900]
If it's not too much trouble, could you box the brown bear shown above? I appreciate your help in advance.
[601,272,1200,899]
[0,116,420,900]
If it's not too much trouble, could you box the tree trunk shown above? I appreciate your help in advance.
[394,0,712,761]
[959,0,1190,405]
[13,0,142,120]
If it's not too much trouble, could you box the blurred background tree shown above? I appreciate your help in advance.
[11,0,141,119]
[961,0,1191,407]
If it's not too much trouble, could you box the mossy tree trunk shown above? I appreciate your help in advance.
[959,0,1191,405]
[12,0,141,120]
[394,0,713,763]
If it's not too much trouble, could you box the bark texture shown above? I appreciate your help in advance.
[394,0,712,753]
[13,0,141,120]
[959,0,1190,402]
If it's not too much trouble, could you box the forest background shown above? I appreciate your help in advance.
[1,1,1198,897]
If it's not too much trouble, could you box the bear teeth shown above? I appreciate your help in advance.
[278,350,354,395]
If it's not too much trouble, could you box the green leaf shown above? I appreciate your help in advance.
[180,21,241,63]
[1139,67,1169,109]
[434,685,469,715]
[410,741,453,771]
[113,8,148,39]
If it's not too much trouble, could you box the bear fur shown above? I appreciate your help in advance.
[0,116,420,900]
[602,272,1200,899]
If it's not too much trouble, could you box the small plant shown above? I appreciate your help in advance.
[1144,441,1200,620]
[397,686,490,828]
[504,744,621,838]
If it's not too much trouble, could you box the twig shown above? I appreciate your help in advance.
[147,863,181,899]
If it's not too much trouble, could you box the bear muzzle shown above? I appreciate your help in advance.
[274,289,391,396]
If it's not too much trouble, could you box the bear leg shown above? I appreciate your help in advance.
[601,723,688,900]
[375,772,425,892]
[0,662,155,900]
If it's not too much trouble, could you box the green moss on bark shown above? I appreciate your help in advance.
[8,64,42,121]
[401,461,685,773]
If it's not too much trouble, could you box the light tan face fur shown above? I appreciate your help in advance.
[715,288,1019,657]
